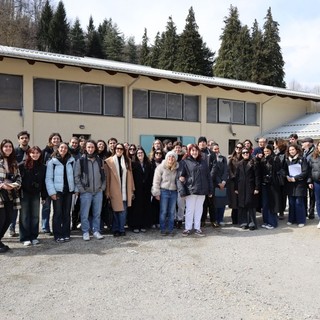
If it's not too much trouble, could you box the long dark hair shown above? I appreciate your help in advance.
[47,132,62,148]
[0,139,17,172]
[25,146,43,169]
[114,143,131,170]
[135,147,151,165]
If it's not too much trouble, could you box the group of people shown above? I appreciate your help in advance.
[0,131,319,254]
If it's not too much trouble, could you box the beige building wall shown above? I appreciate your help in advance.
[0,57,312,155]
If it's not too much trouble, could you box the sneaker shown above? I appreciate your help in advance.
[219,222,226,227]
[31,239,40,245]
[64,237,70,242]
[317,222,320,229]
[151,224,156,229]
[93,231,104,240]
[160,231,167,236]
[55,238,65,243]
[182,230,190,237]
[261,224,267,228]
[194,229,205,237]
[168,231,175,237]
[133,229,140,233]
[298,224,305,228]
[83,232,90,241]
[23,241,32,246]
[140,229,146,233]
[278,213,284,220]
[287,222,293,226]
[265,224,274,230]
[9,229,17,237]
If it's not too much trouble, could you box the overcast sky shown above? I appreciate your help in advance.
[59,0,320,90]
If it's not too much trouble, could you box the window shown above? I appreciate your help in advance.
[34,78,56,112]
[59,81,80,112]
[207,98,218,123]
[133,89,198,122]
[0,73,23,110]
[104,86,123,116]
[246,102,257,125]
[81,84,101,114]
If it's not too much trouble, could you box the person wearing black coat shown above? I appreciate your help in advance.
[260,145,282,229]
[19,146,46,245]
[177,144,213,236]
[235,149,261,230]
[282,144,308,227]
[130,147,153,233]
[308,141,320,229]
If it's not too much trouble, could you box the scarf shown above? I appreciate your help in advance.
[113,154,127,201]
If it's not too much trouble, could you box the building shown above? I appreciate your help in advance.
[1,45,320,155]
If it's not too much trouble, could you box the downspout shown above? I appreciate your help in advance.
[126,76,140,143]
[260,95,277,136]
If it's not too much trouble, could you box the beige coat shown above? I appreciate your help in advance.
[104,157,135,212]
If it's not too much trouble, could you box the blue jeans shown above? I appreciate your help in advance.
[215,207,225,224]
[52,192,72,240]
[159,189,177,233]
[41,197,52,232]
[80,191,103,233]
[9,209,18,232]
[262,186,278,227]
[19,192,40,242]
[112,201,127,233]
[288,196,306,224]
[314,182,320,220]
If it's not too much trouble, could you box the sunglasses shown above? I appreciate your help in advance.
[116,147,124,151]
[242,151,249,154]
[129,148,136,151]
[155,152,162,155]
[235,146,242,149]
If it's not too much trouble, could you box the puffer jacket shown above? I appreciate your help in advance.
[177,156,213,197]
[151,159,179,196]
[308,156,320,183]
[45,156,75,196]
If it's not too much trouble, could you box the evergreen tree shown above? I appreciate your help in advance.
[158,16,179,70]
[174,7,214,76]
[69,18,86,56]
[251,19,265,83]
[213,5,242,78]
[235,25,252,81]
[139,28,150,65]
[102,19,125,61]
[149,32,163,68]
[123,36,138,64]
[48,1,69,53]
[261,7,285,87]
[37,0,53,51]
[86,16,104,58]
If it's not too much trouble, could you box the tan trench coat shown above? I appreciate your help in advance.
[104,157,135,212]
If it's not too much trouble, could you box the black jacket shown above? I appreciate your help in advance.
[308,156,320,183]
[177,156,213,197]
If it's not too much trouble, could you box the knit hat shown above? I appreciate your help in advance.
[198,136,207,144]
[165,151,178,161]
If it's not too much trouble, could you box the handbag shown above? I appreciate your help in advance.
[214,187,227,197]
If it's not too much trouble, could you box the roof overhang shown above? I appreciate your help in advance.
[1,45,320,102]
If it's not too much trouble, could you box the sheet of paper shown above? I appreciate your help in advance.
[288,163,301,177]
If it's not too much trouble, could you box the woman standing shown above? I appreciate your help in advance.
[177,144,213,236]
[152,151,178,236]
[130,147,153,233]
[19,146,46,246]
[97,140,108,161]
[260,145,281,229]
[128,144,137,162]
[46,142,76,242]
[283,144,308,227]
[235,148,261,230]
[227,143,243,224]
[104,143,135,237]
[308,142,320,229]
[0,139,21,253]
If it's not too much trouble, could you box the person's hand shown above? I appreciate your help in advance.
[179,176,185,182]
[309,183,314,189]
[155,195,160,201]
[51,194,57,200]
[234,190,238,194]
[254,190,259,195]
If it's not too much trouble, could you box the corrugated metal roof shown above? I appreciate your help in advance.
[261,113,320,140]
[1,45,320,102]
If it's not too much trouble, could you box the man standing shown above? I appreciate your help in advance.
[302,137,315,219]
[9,131,30,237]
[252,137,267,158]
[198,136,217,227]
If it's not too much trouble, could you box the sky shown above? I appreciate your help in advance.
[59,0,320,91]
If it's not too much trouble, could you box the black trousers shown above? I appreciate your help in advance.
[0,201,14,243]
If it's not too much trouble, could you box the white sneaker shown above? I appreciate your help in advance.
[31,239,40,245]
[83,232,90,241]
[23,241,32,246]
[265,224,274,230]
[261,224,267,228]
[93,231,104,240]
[317,222,320,229]
[298,224,305,228]
[287,222,292,226]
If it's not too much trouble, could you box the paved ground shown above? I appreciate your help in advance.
[0,210,320,320]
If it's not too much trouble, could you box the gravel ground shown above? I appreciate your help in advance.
[1,210,320,320]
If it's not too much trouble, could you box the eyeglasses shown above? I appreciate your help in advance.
[116,147,124,151]
[155,152,162,155]
[242,151,249,154]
